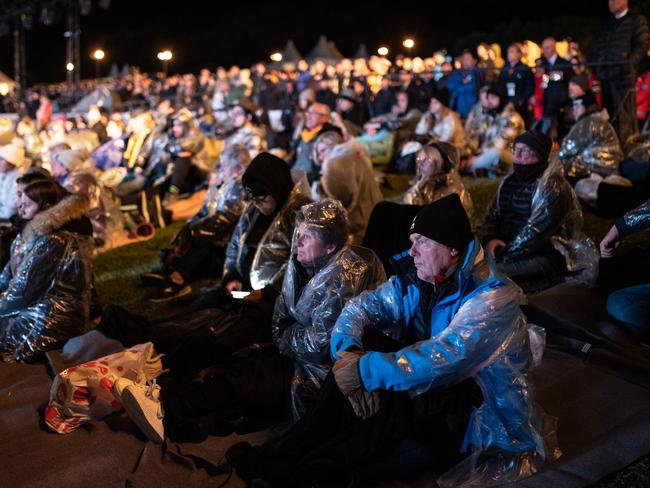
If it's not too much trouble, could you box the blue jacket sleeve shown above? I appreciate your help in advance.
[330,276,407,359]
[358,283,524,394]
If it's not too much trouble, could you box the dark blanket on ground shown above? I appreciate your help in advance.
[1,339,649,487]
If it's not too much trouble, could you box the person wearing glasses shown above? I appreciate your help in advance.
[291,102,339,184]
[480,130,595,292]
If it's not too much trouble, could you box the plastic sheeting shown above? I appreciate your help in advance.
[618,198,650,235]
[249,183,312,291]
[273,199,386,419]
[0,195,93,362]
[559,109,623,179]
[223,180,312,291]
[318,139,384,244]
[480,103,525,153]
[403,142,473,214]
[492,159,599,284]
[330,239,560,487]
[174,177,249,250]
[64,171,124,247]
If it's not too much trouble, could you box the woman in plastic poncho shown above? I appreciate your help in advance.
[115,199,386,444]
[0,179,93,362]
[403,142,473,215]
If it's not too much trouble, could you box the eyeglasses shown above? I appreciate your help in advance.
[513,145,534,157]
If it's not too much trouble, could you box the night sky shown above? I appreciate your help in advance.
[0,0,642,84]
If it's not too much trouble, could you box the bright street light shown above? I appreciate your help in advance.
[93,49,105,60]
[157,50,173,75]
[66,62,74,72]
[157,50,173,61]
[402,38,415,49]
[377,46,389,56]
[270,52,283,62]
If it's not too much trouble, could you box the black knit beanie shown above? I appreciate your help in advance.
[408,194,474,252]
[514,130,552,162]
[242,152,294,208]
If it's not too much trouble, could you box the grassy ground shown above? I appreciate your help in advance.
[91,178,649,486]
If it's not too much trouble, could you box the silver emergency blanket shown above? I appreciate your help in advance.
[332,243,560,486]
[248,181,312,291]
[273,199,386,419]
[414,110,467,151]
[318,139,384,244]
[64,171,124,247]
[0,195,93,362]
[559,109,623,179]
[480,102,525,153]
[224,125,267,159]
[403,142,473,214]
[509,158,599,284]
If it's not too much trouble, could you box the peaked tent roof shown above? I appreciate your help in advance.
[307,35,343,63]
[328,41,345,61]
[283,40,303,63]
[354,44,370,60]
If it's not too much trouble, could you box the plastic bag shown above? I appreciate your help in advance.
[44,342,156,434]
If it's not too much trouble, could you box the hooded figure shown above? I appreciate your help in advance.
[315,137,383,244]
[558,95,623,180]
[273,199,387,418]
[222,152,312,293]
[0,192,93,362]
[403,142,473,214]
[53,149,124,248]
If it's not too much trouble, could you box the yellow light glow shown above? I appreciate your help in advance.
[402,38,415,49]
[270,52,283,62]
[157,50,173,61]
[0,83,8,96]
[93,49,105,60]
[66,62,74,71]
[377,46,389,56]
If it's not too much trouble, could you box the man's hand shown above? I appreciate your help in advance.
[600,224,620,258]
[332,350,363,396]
[346,388,380,420]
[225,280,243,295]
[486,239,507,258]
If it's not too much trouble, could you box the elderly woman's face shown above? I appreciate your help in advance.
[416,148,443,179]
[295,223,332,264]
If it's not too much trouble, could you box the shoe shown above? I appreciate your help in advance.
[147,283,192,303]
[140,272,168,287]
[121,381,165,443]
[112,377,137,404]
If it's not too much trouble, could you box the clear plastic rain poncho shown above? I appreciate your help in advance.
[330,238,561,487]
[223,179,312,292]
[558,108,623,179]
[480,102,525,153]
[0,195,93,362]
[403,142,474,215]
[64,171,124,247]
[487,158,600,285]
[272,199,386,419]
[617,198,650,235]
[318,139,384,244]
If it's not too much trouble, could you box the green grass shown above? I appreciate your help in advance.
[90,180,649,486]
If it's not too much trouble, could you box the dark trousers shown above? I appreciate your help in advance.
[160,348,295,442]
[234,331,483,487]
[96,296,275,380]
[498,251,567,293]
[601,80,637,145]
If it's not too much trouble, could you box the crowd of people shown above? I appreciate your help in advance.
[0,0,649,486]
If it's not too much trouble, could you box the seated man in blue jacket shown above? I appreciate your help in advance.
[230,194,557,487]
